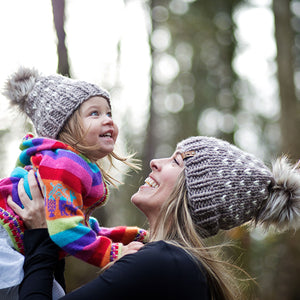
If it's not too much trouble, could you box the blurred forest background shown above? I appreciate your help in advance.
[0,0,300,299]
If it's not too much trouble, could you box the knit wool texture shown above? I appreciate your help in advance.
[23,73,110,139]
[177,136,273,237]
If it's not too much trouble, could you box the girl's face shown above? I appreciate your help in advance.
[79,96,118,159]
[131,151,184,225]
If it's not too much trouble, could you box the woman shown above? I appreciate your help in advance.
[11,136,300,299]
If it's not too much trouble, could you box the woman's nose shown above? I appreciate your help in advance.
[150,158,162,171]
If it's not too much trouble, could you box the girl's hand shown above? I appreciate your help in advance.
[121,241,144,257]
[7,170,47,229]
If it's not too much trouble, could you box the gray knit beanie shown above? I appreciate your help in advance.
[3,67,110,139]
[177,136,300,237]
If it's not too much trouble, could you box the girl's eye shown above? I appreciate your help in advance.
[90,111,99,116]
[89,111,112,118]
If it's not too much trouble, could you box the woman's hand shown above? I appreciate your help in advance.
[7,170,47,229]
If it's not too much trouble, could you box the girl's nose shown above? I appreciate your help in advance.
[102,114,114,125]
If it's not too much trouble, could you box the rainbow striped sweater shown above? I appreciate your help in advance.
[0,135,148,268]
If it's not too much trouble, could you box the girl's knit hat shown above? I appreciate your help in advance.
[177,136,300,237]
[3,67,110,139]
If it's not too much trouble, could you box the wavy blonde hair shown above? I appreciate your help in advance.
[151,171,246,300]
[57,109,139,186]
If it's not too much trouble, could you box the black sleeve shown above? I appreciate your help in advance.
[54,256,66,291]
[19,229,61,300]
[60,250,151,299]
[60,241,209,300]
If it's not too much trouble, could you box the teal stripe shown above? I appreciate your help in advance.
[50,223,90,248]
[10,167,32,199]
[88,161,99,174]
[19,139,34,165]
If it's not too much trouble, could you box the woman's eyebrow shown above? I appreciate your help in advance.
[173,151,183,159]
[180,150,195,160]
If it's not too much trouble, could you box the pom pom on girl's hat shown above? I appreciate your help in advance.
[2,66,110,139]
[177,136,300,237]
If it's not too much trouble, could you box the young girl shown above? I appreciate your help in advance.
[0,67,147,297]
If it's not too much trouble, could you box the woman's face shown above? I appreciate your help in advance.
[131,150,184,225]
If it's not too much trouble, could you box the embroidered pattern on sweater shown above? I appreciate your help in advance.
[48,183,77,217]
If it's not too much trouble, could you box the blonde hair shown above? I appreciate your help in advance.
[57,109,139,186]
[151,171,245,300]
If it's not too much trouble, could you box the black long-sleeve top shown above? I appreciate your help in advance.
[20,229,210,300]
[20,229,65,300]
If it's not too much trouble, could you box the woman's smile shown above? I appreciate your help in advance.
[131,151,184,225]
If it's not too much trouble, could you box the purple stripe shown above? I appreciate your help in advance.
[62,231,96,255]
[39,150,102,187]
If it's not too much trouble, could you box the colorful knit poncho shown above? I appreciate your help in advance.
[0,135,147,267]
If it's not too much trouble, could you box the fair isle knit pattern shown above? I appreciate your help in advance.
[0,135,148,267]
[0,207,25,253]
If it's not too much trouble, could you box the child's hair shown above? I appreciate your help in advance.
[58,108,139,186]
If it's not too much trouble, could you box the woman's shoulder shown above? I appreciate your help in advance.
[139,240,184,254]
[130,240,204,274]
[69,240,210,299]
[140,240,191,255]
[113,240,209,297]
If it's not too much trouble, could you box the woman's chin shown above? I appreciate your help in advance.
[131,194,145,212]
[131,193,139,206]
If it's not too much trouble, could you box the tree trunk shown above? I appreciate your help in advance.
[269,1,300,299]
[273,0,300,159]
[142,0,160,175]
[51,0,71,77]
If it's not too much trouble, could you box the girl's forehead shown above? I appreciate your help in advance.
[88,96,109,104]
[81,96,110,109]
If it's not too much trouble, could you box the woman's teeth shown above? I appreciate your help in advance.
[145,177,158,188]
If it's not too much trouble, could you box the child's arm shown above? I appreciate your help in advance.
[33,151,124,268]
[89,217,149,244]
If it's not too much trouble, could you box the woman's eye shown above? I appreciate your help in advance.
[172,153,183,166]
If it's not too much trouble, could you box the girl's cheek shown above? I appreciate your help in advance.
[114,125,119,139]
